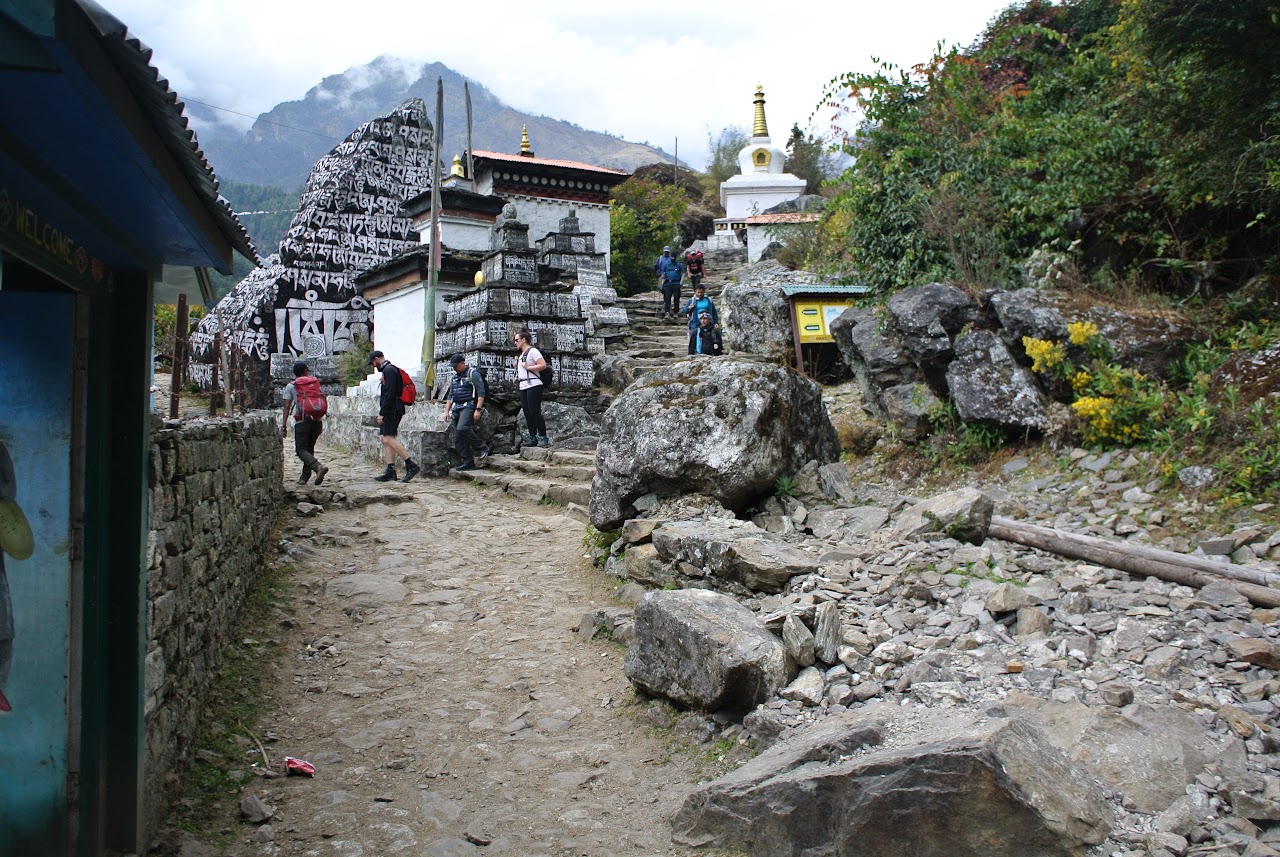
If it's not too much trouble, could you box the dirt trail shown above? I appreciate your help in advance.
[203,445,707,857]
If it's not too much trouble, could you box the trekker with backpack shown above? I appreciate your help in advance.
[368,350,421,482]
[654,246,683,319]
[443,352,490,471]
[282,360,330,485]
[682,282,720,354]
[513,329,551,448]
[687,250,705,288]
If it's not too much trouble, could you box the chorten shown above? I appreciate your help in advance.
[708,85,807,249]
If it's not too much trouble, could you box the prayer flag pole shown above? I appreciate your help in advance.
[421,78,444,387]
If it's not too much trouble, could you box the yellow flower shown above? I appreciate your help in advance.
[1067,320,1099,346]
[1023,336,1066,374]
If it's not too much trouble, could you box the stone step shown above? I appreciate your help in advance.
[486,454,595,482]
[518,446,596,466]
[449,468,591,507]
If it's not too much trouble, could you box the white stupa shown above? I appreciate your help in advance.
[707,85,807,251]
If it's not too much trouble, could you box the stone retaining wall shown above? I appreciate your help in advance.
[142,412,284,843]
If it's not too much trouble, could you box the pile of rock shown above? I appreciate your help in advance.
[597,446,1280,856]
[828,282,1202,441]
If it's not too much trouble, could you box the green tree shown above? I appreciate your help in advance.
[785,125,837,195]
[704,125,750,189]
[609,176,689,296]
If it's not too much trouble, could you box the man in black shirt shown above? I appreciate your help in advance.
[368,350,420,482]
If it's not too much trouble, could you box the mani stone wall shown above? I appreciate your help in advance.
[141,412,284,844]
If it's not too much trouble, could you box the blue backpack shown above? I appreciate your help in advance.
[662,259,683,285]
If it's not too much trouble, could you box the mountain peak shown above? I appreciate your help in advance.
[194,57,669,189]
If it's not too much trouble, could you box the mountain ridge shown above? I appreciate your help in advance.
[191,56,673,190]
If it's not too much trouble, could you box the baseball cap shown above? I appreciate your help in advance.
[367,350,384,365]
[662,246,670,252]
[449,352,466,366]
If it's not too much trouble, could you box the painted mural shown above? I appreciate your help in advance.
[0,291,73,853]
[189,99,433,395]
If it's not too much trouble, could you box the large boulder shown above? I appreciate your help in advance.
[540,400,600,445]
[623,589,790,711]
[886,283,977,387]
[891,487,994,545]
[1012,695,1239,813]
[946,331,1051,432]
[651,518,823,593]
[720,283,792,361]
[672,707,1113,856]
[829,307,918,422]
[589,357,840,529]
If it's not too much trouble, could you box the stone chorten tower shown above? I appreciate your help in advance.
[709,85,806,248]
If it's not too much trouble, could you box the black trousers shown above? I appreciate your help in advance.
[294,418,323,475]
[520,384,546,437]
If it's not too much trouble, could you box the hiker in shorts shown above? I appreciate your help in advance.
[369,350,420,482]
[281,360,329,485]
[443,353,490,471]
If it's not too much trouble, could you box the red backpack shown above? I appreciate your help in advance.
[293,376,328,421]
[397,367,417,406]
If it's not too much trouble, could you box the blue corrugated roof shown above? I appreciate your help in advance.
[780,283,872,296]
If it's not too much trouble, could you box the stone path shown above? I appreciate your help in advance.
[203,446,708,857]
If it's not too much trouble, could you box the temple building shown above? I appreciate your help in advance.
[469,127,628,269]
[707,86,807,252]
[355,128,628,377]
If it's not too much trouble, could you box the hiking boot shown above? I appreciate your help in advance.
[373,466,397,482]
[297,471,311,485]
[538,435,551,448]
[523,433,537,446]
[455,463,476,472]
[314,465,329,486]
[478,447,490,462]
[402,461,420,482]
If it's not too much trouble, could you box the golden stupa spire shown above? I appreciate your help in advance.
[520,125,531,153]
[450,153,465,177]
[752,84,769,138]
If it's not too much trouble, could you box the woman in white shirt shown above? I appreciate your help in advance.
[513,329,550,447]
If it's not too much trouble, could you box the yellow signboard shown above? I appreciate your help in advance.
[794,299,858,343]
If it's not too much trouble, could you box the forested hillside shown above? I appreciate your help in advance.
[792,0,1280,505]
[812,0,1278,298]
[210,180,300,299]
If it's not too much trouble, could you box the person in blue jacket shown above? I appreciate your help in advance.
[682,282,719,353]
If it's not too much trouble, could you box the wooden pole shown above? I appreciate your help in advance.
[987,516,1280,608]
[168,293,188,419]
[420,77,444,388]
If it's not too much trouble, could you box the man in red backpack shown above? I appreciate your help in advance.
[368,350,421,482]
[282,360,330,485]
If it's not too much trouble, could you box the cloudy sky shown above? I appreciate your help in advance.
[105,0,1015,169]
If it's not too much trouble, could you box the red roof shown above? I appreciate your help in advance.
[471,149,629,177]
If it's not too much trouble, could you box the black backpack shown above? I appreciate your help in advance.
[526,350,553,386]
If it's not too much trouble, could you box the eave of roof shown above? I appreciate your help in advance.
[471,149,629,179]
[80,0,259,266]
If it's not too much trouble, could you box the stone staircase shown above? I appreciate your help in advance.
[450,268,735,514]
[447,445,596,519]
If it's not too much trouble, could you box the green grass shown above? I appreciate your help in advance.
[166,554,293,842]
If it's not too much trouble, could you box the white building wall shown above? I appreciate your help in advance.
[722,176,808,220]
[369,281,471,376]
[500,194,612,272]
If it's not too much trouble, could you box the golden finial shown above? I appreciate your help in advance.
[520,125,531,153]
[753,85,769,138]
[450,154,465,178]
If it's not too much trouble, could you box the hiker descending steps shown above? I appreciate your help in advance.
[368,350,421,482]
